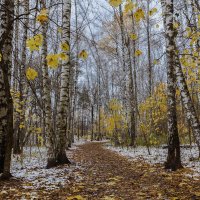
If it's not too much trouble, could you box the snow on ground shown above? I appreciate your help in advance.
[105,144,200,175]
[11,138,87,190]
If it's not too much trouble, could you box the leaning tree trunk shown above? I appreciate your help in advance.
[56,0,71,165]
[0,0,15,178]
[161,0,182,170]
[174,54,200,156]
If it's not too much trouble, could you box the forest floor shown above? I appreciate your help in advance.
[0,142,200,200]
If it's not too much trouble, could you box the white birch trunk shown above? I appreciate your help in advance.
[56,0,71,164]
[161,0,182,170]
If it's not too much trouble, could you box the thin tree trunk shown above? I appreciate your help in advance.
[18,0,30,155]
[174,54,200,156]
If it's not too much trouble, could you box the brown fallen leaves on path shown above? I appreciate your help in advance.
[0,142,200,200]
[62,142,200,200]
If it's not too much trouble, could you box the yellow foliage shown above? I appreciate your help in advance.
[35,127,42,134]
[124,1,135,13]
[19,124,25,129]
[26,34,43,51]
[135,49,142,56]
[59,53,69,61]
[139,83,167,135]
[153,59,159,65]
[46,54,60,69]
[108,99,122,111]
[129,33,138,40]
[26,67,38,81]
[79,50,88,60]
[109,0,122,7]
[61,42,70,51]
[149,8,157,16]
[133,8,145,22]
[173,22,179,29]
[36,9,48,24]
[58,27,63,33]
[0,53,2,61]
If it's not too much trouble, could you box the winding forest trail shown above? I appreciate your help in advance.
[0,142,200,200]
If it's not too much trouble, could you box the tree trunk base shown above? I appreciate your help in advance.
[0,172,12,180]
[13,147,22,155]
[0,157,4,173]
[56,152,71,165]
[46,158,58,169]
[164,160,183,171]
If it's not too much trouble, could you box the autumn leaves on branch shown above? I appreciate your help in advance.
[26,8,88,81]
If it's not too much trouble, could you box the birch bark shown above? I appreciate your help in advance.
[161,0,182,170]
[56,0,71,164]
[0,0,15,178]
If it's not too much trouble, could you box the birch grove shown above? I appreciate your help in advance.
[0,0,199,181]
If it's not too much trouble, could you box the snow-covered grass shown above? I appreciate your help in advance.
[11,138,87,190]
[105,144,200,176]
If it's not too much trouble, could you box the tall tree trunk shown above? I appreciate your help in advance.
[17,0,29,155]
[127,40,136,147]
[12,0,21,154]
[118,5,127,110]
[161,0,182,170]
[39,0,57,168]
[56,0,71,165]
[0,0,15,178]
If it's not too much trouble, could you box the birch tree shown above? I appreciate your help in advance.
[39,0,57,168]
[56,0,71,165]
[161,0,182,170]
[0,0,15,178]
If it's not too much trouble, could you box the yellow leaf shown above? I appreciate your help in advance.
[61,42,70,51]
[26,34,43,51]
[133,8,145,22]
[135,49,143,56]
[19,124,25,129]
[46,54,60,69]
[129,33,138,40]
[109,0,122,7]
[79,50,88,60]
[58,27,63,33]
[153,59,159,65]
[173,22,179,29]
[26,67,38,81]
[0,53,2,61]
[59,53,69,61]
[149,8,157,16]
[124,1,134,13]
[36,8,48,24]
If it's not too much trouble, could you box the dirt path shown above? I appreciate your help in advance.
[0,142,200,200]
[61,142,200,200]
